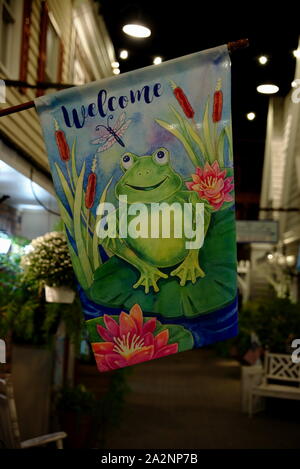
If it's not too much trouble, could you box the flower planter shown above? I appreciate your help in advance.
[58,411,94,448]
[45,285,75,304]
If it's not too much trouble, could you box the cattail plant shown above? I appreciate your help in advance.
[212,79,223,123]
[170,79,195,119]
[85,156,97,251]
[211,78,223,160]
[54,119,74,191]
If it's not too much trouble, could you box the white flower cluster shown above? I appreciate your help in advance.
[21,231,74,286]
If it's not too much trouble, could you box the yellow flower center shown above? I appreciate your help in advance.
[113,332,145,359]
[203,176,217,189]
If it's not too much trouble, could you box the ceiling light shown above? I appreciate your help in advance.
[291,80,298,88]
[111,61,119,68]
[122,24,151,38]
[153,57,162,65]
[120,50,128,59]
[286,255,295,267]
[247,112,256,121]
[293,49,300,58]
[257,84,279,95]
[258,56,268,65]
[113,68,120,75]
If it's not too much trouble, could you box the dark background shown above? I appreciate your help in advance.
[97,1,299,220]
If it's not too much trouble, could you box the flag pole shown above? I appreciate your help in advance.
[0,39,249,118]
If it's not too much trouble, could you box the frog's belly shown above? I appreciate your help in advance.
[125,206,188,268]
[126,236,188,267]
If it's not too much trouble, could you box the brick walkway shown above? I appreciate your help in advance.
[104,348,300,449]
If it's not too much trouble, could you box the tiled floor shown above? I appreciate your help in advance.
[104,348,300,449]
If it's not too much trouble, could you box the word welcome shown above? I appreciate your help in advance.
[61,83,163,129]
[95,196,204,249]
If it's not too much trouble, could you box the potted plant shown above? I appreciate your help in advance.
[21,231,75,304]
[0,239,85,440]
[239,297,300,354]
[56,384,99,448]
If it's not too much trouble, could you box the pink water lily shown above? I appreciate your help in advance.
[186,161,234,210]
[91,304,178,372]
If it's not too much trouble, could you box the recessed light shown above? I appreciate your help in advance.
[113,68,120,75]
[153,56,162,65]
[258,55,268,65]
[120,50,128,59]
[247,112,256,121]
[257,84,279,95]
[122,24,151,38]
[111,61,120,68]
[293,49,300,58]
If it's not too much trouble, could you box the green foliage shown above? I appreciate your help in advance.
[215,297,300,358]
[100,368,131,429]
[56,384,98,415]
[54,151,113,289]
[156,98,233,168]
[44,297,84,345]
[239,297,300,353]
[56,369,130,436]
[0,251,83,346]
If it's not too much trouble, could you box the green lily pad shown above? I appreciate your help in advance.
[86,316,194,353]
[86,208,236,318]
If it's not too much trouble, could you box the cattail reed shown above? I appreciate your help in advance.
[85,156,97,251]
[212,79,223,123]
[170,80,195,119]
[54,119,74,191]
[85,161,97,209]
[55,120,70,161]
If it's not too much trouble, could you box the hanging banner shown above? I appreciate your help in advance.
[35,45,237,372]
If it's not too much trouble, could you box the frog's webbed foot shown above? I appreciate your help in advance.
[133,266,168,294]
[170,254,205,286]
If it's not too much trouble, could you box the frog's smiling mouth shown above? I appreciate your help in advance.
[125,176,168,191]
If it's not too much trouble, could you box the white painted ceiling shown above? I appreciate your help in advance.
[0,159,58,212]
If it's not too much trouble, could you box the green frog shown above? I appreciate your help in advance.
[100,147,211,294]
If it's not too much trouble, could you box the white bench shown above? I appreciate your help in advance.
[248,351,300,417]
[0,374,67,448]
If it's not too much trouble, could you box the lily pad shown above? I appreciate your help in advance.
[86,208,237,319]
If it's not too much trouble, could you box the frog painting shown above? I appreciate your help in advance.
[36,45,238,371]
[86,143,236,319]
[93,147,211,294]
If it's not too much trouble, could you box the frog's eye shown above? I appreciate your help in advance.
[121,154,134,170]
[153,148,169,165]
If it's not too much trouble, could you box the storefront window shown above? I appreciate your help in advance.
[45,20,60,82]
[0,0,23,77]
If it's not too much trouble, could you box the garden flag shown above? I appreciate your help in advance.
[35,45,238,372]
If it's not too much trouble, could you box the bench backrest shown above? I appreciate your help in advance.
[0,375,21,448]
[264,352,300,385]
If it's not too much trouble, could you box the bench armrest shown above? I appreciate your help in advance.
[20,432,67,448]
